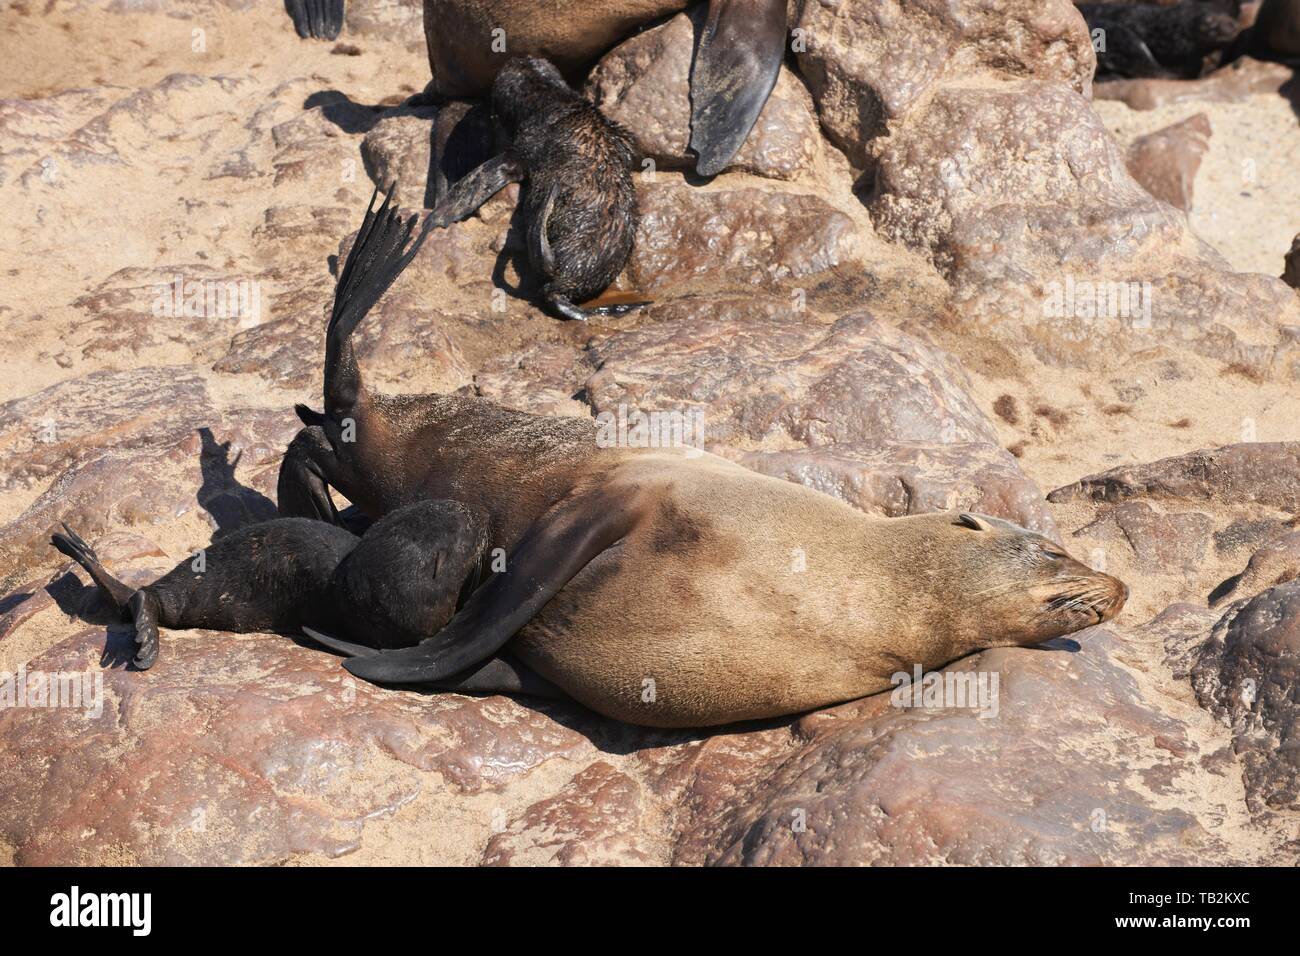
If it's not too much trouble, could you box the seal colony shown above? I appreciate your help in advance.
[54,187,1129,729]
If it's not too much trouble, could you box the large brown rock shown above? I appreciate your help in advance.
[1093,55,1294,110]
[1073,502,1214,573]
[627,183,860,294]
[677,628,1223,865]
[1193,580,1300,811]
[795,0,1094,168]
[584,306,1000,449]
[1125,113,1213,212]
[586,11,821,181]
[1048,442,1300,511]
[0,624,593,865]
[1212,530,1300,607]
[740,441,1056,535]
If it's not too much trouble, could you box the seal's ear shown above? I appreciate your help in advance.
[956,513,994,532]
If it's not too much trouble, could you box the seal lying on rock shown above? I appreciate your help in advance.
[276,186,1129,727]
[1079,1,1244,78]
[428,56,641,321]
[50,500,497,674]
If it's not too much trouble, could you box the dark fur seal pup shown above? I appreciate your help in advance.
[427,56,639,322]
[280,187,1130,727]
[286,0,345,41]
[47,503,556,694]
[422,0,789,177]
[1079,1,1243,78]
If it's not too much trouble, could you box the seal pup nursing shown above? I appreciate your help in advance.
[422,0,790,177]
[428,56,640,322]
[278,187,1130,727]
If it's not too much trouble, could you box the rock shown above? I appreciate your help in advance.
[1212,530,1300,607]
[679,629,1224,865]
[1073,502,1215,573]
[1048,442,1300,511]
[0,367,209,493]
[1193,580,1300,811]
[0,625,593,864]
[1284,233,1300,289]
[586,12,821,181]
[794,0,1094,168]
[740,441,1056,536]
[1136,602,1219,682]
[360,105,440,208]
[627,184,860,294]
[1126,113,1213,211]
[0,409,297,593]
[1254,0,1300,55]
[482,762,655,865]
[584,306,1001,449]
[1093,55,1294,110]
[344,0,426,49]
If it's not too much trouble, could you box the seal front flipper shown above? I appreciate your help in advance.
[277,422,343,522]
[344,490,644,686]
[428,152,526,229]
[286,0,345,41]
[688,0,788,177]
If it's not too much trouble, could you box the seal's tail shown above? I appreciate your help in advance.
[287,0,345,41]
[50,523,136,612]
[324,184,433,418]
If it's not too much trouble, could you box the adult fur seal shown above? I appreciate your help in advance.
[280,186,1130,728]
[286,0,345,41]
[47,502,555,694]
[423,0,789,176]
[428,56,639,322]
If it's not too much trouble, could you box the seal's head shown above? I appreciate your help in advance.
[940,512,1128,648]
[491,55,572,135]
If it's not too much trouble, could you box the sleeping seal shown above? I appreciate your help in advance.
[276,186,1129,727]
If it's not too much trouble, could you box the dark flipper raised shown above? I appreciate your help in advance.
[427,151,525,228]
[51,523,136,612]
[688,0,788,177]
[286,0,345,41]
[343,490,642,686]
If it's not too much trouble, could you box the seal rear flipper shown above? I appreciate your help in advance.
[286,0,344,40]
[325,184,434,417]
[344,491,643,686]
[688,0,788,177]
[428,152,525,228]
[51,523,136,613]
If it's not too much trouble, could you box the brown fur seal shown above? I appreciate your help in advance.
[281,187,1129,728]
[428,56,640,321]
[422,0,789,176]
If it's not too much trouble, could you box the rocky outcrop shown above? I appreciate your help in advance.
[1194,581,1300,811]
